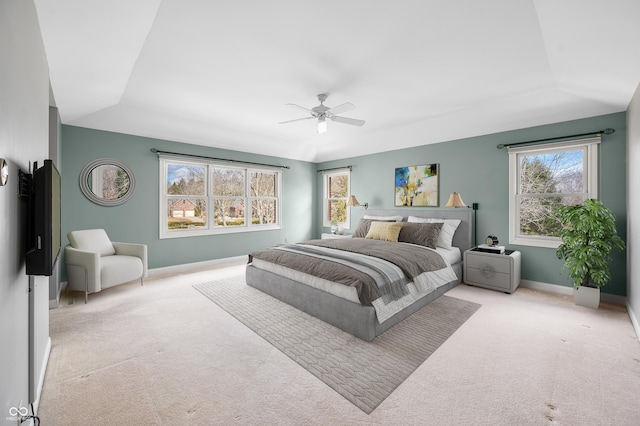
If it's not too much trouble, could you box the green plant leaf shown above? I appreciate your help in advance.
[554,199,625,288]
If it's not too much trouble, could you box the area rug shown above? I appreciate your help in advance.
[193,276,480,414]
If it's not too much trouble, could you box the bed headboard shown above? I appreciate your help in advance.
[360,208,474,254]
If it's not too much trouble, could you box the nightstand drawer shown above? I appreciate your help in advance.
[465,267,512,290]
[465,253,512,274]
[463,249,521,293]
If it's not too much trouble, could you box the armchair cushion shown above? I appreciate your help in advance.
[100,255,144,288]
[68,229,115,256]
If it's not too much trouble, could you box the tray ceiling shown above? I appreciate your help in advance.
[35,0,640,162]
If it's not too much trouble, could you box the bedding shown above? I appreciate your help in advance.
[246,208,473,341]
[408,216,461,249]
[248,236,458,323]
[352,218,394,237]
[364,221,404,241]
[397,222,443,249]
[250,245,460,302]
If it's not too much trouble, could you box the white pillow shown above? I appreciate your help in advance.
[407,216,461,249]
[363,214,403,222]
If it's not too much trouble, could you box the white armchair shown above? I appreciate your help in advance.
[64,229,148,303]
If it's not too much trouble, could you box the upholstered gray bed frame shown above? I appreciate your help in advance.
[246,208,474,341]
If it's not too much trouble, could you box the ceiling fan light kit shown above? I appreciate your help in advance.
[280,93,365,134]
[317,116,327,134]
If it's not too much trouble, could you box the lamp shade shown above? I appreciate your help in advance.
[347,195,360,207]
[445,192,467,208]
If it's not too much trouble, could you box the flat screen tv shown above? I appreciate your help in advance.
[25,159,61,276]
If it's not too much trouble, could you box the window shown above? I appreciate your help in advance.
[323,169,351,228]
[508,137,599,248]
[160,156,281,238]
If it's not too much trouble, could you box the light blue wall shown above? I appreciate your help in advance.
[61,126,316,271]
[317,112,627,296]
[62,112,627,296]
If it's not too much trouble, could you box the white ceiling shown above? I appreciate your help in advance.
[34,0,640,163]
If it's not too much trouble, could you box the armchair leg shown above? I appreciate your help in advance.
[140,276,144,286]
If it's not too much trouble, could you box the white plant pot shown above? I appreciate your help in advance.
[573,286,600,309]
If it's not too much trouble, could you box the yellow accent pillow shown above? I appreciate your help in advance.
[365,221,404,242]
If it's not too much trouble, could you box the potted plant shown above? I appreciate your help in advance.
[555,199,625,308]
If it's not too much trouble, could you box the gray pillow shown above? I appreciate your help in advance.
[398,222,443,249]
[352,218,394,238]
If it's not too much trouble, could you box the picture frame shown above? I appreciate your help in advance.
[394,163,439,207]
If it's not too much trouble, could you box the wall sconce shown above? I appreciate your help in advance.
[347,195,368,209]
[445,192,466,208]
[0,158,8,186]
[445,192,478,246]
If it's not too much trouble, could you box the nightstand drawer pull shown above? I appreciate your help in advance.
[481,263,495,278]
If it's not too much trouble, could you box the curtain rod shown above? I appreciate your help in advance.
[496,128,615,149]
[150,148,290,169]
[317,165,352,173]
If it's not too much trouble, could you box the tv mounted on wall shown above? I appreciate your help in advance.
[25,159,61,276]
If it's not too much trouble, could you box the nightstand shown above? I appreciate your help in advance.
[464,248,521,293]
[321,233,352,239]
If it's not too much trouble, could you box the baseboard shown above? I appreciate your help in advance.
[50,281,67,309]
[519,279,573,296]
[49,296,58,309]
[627,301,640,342]
[147,255,247,277]
[519,279,627,305]
[31,336,51,416]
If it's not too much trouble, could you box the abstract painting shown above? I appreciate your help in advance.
[394,164,439,207]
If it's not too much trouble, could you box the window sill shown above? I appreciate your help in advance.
[160,224,281,239]
[509,236,560,249]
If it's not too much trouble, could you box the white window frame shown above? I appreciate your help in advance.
[159,155,282,239]
[508,137,600,248]
[322,168,351,228]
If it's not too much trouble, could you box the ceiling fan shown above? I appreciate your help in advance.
[279,93,365,134]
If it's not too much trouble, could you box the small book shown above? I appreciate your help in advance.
[476,244,506,254]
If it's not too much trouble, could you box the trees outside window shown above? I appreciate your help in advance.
[323,169,350,227]
[250,171,277,225]
[212,167,245,227]
[166,163,207,230]
[160,157,281,238]
[508,138,599,248]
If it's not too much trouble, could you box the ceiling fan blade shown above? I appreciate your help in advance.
[279,116,314,124]
[285,103,313,113]
[330,116,365,126]
[327,102,355,116]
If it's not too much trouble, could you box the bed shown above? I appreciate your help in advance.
[246,208,474,341]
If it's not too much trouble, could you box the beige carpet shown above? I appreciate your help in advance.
[38,262,640,425]
[194,276,480,413]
